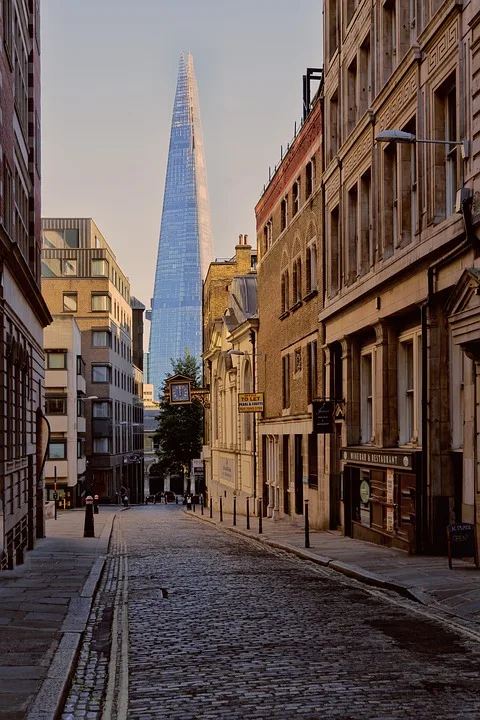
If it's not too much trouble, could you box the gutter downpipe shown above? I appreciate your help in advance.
[251,329,257,501]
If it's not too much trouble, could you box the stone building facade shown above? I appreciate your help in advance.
[41,219,142,504]
[255,97,324,525]
[202,237,258,515]
[321,0,480,552]
[0,0,51,570]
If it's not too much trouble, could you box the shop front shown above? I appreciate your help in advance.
[342,448,422,553]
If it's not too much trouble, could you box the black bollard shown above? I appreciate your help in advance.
[200,495,204,515]
[233,496,236,526]
[84,496,95,538]
[193,498,196,512]
[220,496,223,522]
[209,497,213,519]
[304,498,310,549]
[246,497,250,530]
[93,494,99,515]
[258,498,263,534]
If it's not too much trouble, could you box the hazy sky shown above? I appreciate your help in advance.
[41,0,323,307]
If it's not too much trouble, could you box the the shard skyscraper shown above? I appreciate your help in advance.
[149,52,213,397]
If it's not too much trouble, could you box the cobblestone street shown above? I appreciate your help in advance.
[62,505,480,720]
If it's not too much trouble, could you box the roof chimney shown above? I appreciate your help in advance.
[238,234,243,245]
[244,234,249,245]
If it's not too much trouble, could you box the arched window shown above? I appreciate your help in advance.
[243,360,253,442]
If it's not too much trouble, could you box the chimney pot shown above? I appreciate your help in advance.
[238,234,243,244]
[244,234,248,245]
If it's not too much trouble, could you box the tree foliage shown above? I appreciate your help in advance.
[153,351,203,477]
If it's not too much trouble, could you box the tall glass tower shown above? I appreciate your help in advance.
[149,51,213,398]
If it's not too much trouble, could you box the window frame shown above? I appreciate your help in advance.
[46,351,67,370]
[91,293,111,312]
[62,292,78,312]
[360,345,376,444]
[397,329,422,447]
[91,364,112,384]
[48,440,67,460]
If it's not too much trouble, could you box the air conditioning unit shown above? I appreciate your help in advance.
[455,187,473,214]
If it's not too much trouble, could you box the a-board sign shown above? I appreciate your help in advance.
[446,523,479,570]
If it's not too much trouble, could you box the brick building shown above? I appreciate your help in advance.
[41,219,142,504]
[0,0,51,570]
[255,93,324,525]
[321,0,480,552]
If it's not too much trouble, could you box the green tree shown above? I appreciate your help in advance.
[153,351,203,482]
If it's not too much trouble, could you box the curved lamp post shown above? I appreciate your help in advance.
[375,129,470,159]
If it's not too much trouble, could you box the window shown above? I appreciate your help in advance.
[93,438,110,454]
[77,438,85,459]
[45,397,67,415]
[327,0,338,60]
[306,241,317,294]
[306,160,314,199]
[292,179,300,216]
[292,257,302,304]
[347,57,358,135]
[46,352,67,369]
[308,433,318,488]
[281,197,288,231]
[347,183,358,284]
[307,340,318,404]
[450,341,466,450]
[383,143,397,257]
[400,118,416,246]
[48,441,66,460]
[77,397,85,417]
[63,259,77,276]
[359,169,372,275]
[360,348,375,444]
[91,259,108,276]
[359,33,371,117]
[77,356,86,377]
[65,229,79,248]
[92,330,111,348]
[398,330,422,446]
[3,160,13,238]
[281,270,290,313]
[91,294,111,312]
[263,219,273,254]
[282,354,290,409]
[329,206,340,295]
[92,365,111,383]
[433,75,459,220]
[3,0,13,62]
[63,293,78,312]
[382,0,396,84]
[329,91,339,161]
[93,401,111,418]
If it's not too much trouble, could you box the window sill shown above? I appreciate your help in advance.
[291,301,303,313]
[303,288,318,303]
[279,310,290,320]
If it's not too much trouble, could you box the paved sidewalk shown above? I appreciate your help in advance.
[188,506,480,626]
[0,507,117,720]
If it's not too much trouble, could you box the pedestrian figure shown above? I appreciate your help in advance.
[122,493,128,507]
[186,494,192,510]
[175,495,179,505]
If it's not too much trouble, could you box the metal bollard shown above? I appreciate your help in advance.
[84,496,95,538]
[193,499,196,512]
[93,494,99,515]
[304,498,310,548]
[233,496,236,526]
[200,495,204,515]
[220,496,223,522]
[258,498,263,534]
[246,497,250,530]
[209,497,213,519]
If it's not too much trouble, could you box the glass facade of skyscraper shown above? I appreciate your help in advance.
[148,52,213,398]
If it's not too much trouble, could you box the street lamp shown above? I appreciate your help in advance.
[375,129,470,159]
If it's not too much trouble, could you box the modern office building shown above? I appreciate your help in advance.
[41,218,142,503]
[148,51,213,398]
[0,0,52,570]
[44,316,87,508]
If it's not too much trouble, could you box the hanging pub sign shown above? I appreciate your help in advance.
[312,400,335,434]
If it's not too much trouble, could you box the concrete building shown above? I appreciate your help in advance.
[41,219,141,503]
[320,0,480,553]
[130,297,145,504]
[254,91,323,525]
[202,236,258,515]
[0,1,52,570]
[44,316,86,508]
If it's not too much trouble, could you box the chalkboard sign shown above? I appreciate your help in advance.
[446,523,479,569]
[312,400,335,434]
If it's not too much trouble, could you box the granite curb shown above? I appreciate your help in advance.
[184,510,447,611]
[25,512,116,720]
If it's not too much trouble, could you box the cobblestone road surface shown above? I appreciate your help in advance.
[122,506,480,720]
[62,505,480,719]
